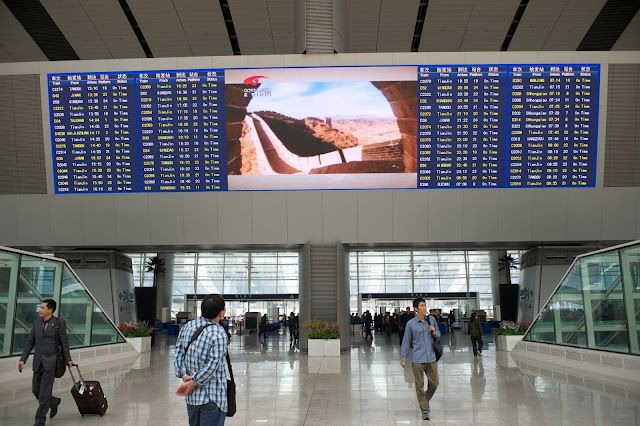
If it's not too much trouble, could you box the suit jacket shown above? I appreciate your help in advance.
[20,316,72,371]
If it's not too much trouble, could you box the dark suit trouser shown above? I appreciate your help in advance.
[32,362,60,424]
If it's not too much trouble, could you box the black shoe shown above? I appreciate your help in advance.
[50,404,58,419]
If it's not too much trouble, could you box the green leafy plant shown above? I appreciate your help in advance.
[301,318,341,339]
[145,256,166,287]
[118,321,154,338]
[496,320,530,336]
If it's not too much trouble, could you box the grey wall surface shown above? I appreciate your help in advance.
[604,64,640,187]
[74,269,115,321]
[0,74,46,194]
[1,188,638,248]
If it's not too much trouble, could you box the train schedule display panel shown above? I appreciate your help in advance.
[49,70,226,194]
[417,64,599,188]
[48,63,599,194]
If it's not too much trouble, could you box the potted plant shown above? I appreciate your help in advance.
[301,319,341,356]
[118,321,154,353]
[496,320,530,352]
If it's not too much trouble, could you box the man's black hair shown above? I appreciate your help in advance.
[201,294,225,319]
[42,299,56,313]
[412,297,426,308]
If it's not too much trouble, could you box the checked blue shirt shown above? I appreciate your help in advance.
[174,318,229,411]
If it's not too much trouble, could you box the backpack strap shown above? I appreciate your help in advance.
[185,322,217,353]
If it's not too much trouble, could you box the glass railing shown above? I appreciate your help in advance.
[0,247,125,358]
[524,240,640,355]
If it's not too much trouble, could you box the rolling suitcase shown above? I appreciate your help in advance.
[69,363,108,416]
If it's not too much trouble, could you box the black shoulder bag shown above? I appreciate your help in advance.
[54,323,66,378]
[186,323,236,417]
[428,316,443,362]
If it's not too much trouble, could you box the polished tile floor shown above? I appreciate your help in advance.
[2,329,639,425]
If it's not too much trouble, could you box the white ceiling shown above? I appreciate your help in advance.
[1,0,638,63]
[0,1,47,62]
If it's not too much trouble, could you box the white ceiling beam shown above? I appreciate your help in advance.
[419,0,475,52]
[377,0,419,52]
[127,0,193,58]
[0,2,47,62]
[508,0,569,51]
[459,0,520,52]
[542,0,607,51]
[229,0,275,55]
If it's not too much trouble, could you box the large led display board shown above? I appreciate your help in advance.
[48,64,599,193]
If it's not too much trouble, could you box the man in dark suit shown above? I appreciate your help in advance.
[18,299,73,426]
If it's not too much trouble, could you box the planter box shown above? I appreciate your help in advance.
[308,339,325,356]
[126,336,152,354]
[324,339,340,357]
[497,335,522,352]
[308,339,341,356]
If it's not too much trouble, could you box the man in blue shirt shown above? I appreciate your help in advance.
[175,294,229,426]
[401,297,441,421]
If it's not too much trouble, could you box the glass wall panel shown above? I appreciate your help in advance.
[13,256,61,354]
[59,267,95,347]
[225,280,248,294]
[525,242,640,355]
[414,278,439,292]
[1,249,126,358]
[91,305,122,345]
[619,244,640,354]
[583,252,628,352]
[0,251,19,356]
[278,280,298,294]
[127,253,156,287]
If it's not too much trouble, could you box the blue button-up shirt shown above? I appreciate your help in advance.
[401,315,440,363]
[174,318,229,410]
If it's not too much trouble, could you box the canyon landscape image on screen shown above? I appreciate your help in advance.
[225,66,417,190]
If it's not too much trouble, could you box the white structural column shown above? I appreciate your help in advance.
[489,250,503,320]
[298,243,351,351]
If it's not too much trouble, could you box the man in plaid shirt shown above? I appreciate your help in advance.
[175,294,229,426]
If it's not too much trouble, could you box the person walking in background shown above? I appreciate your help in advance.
[18,299,74,426]
[400,298,441,421]
[384,312,392,338]
[287,312,296,344]
[447,310,455,333]
[468,312,484,357]
[259,314,268,340]
[363,310,373,339]
[398,306,413,345]
[175,294,229,426]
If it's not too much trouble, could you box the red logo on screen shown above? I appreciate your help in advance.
[243,75,268,86]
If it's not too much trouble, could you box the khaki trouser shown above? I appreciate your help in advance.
[411,362,439,413]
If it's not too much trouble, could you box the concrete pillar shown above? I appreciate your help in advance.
[336,243,350,350]
[298,244,311,351]
[489,250,503,320]
[155,253,175,321]
[298,243,350,351]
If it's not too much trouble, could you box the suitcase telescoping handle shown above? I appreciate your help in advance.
[68,363,86,393]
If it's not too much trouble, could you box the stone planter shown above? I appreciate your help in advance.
[308,339,325,356]
[497,334,522,352]
[126,336,152,354]
[324,339,340,357]
[307,339,341,356]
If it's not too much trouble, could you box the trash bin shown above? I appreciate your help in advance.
[438,323,446,335]
[166,323,179,335]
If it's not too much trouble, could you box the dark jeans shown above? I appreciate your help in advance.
[471,336,483,355]
[187,401,226,426]
[32,362,60,424]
